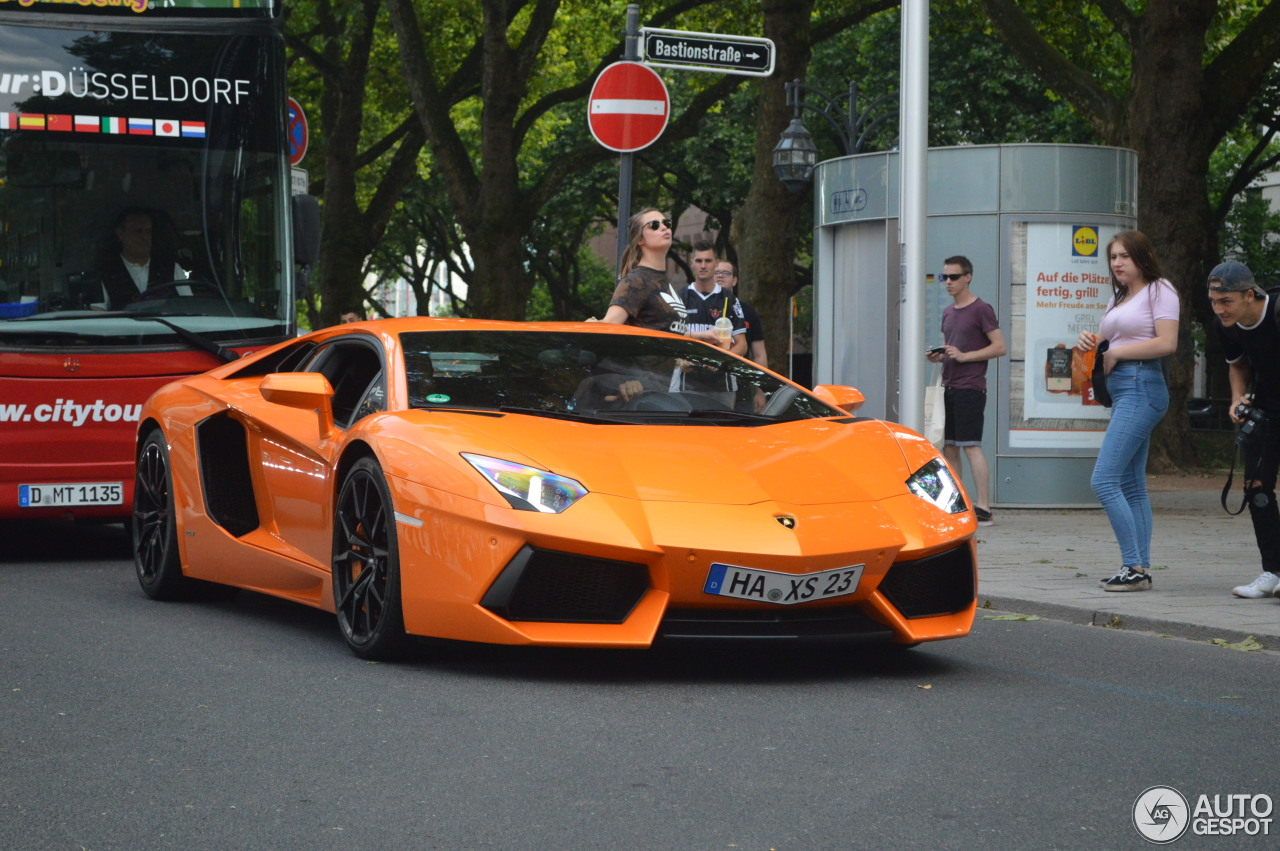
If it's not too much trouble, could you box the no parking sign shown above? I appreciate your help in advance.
[287,97,308,166]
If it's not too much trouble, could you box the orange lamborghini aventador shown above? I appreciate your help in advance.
[132,318,977,658]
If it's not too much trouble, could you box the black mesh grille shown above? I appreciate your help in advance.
[482,547,649,623]
[877,545,975,618]
[659,606,893,641]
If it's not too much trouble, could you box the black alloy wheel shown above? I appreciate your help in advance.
[332,457,407,659]
[132,430,189,599]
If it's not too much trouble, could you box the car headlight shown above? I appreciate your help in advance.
[905,458,967,514]
[462,453,588,513]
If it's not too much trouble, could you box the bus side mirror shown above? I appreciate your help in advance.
[291,194,320,267]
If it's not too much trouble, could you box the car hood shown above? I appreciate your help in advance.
[446,414,915,506]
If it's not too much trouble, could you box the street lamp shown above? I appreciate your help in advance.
[772,116,819,193]
[771,79,897,192]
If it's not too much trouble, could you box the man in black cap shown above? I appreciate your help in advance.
[1208,261,1280,599]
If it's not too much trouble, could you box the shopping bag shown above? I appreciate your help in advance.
[923,366,946,447]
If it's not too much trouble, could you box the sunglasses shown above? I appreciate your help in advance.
[939,273,967,281]
[643,218,674,231]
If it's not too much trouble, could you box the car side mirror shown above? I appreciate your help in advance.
[811,384,865,414]
[260,372,335,437]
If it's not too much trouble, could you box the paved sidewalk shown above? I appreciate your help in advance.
[977,473,1280,649]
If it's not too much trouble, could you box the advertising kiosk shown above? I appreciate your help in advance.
[812,144,1138,506]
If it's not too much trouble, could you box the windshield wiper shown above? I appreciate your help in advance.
[128,316,239,363]
[410,405,503,417]
[685,409,774,423]
[605,408,778,425]
[497,406,621,424]
[2,310,240,362]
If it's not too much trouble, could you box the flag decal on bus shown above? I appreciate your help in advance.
[0,113,207,139]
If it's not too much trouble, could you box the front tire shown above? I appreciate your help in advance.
[332,457,407,659]
[132,430,190,599]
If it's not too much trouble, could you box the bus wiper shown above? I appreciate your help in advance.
[128,315,239,363]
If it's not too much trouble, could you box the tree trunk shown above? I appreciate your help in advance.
[1128,4,1217,470]
[297,0,424,328]
[735,0,815,377]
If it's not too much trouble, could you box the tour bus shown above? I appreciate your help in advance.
[0,0,318,522]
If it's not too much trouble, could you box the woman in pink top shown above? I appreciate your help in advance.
[1076,231,1180,591]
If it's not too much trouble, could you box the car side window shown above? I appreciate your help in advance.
[352,380,386,423]
[302,339,385,429]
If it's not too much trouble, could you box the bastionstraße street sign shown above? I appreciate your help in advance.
[640,27,775,77]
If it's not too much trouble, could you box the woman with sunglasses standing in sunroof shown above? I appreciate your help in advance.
[598,209,729,348]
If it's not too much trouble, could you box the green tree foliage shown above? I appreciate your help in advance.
[285,0,424,328]
[384,0,753,320]
[1209,64,1280,280]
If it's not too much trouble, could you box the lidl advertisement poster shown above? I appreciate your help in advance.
[1012,223,1117,449]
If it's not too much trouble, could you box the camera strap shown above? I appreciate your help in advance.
[1220,443,1248,515]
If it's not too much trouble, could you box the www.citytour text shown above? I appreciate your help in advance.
[0,399,141,427]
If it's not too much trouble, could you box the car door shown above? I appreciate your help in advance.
[241,337,387,570]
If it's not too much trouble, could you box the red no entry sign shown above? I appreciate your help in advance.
[588,61,670,152]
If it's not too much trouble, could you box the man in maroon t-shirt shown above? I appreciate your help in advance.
[926,255,1006,525]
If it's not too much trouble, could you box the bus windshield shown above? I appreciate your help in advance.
[0,23,292,348]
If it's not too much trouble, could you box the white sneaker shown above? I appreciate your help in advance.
[1232,572,1280,598]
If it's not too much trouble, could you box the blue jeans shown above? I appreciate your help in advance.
[1090,360,1169,567]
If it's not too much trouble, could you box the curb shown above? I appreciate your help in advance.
[979,595,1280,650]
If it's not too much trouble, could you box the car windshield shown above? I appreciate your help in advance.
[400,329,842,424]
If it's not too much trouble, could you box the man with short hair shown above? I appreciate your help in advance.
[1208,261,1280,600]
[97,207,188,309]
[680,240,745,357]
[715,260,767,367]
[926,255,1006,525]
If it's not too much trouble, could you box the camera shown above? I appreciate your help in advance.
[1234,402,1267,448]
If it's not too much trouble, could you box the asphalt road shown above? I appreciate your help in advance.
[2,520,1278,850]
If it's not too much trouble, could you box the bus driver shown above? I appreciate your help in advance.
[96,207,188,309]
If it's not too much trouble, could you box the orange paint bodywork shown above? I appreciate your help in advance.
[138,318,977,649]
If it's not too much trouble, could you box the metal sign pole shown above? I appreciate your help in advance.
[615,4,641,276]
